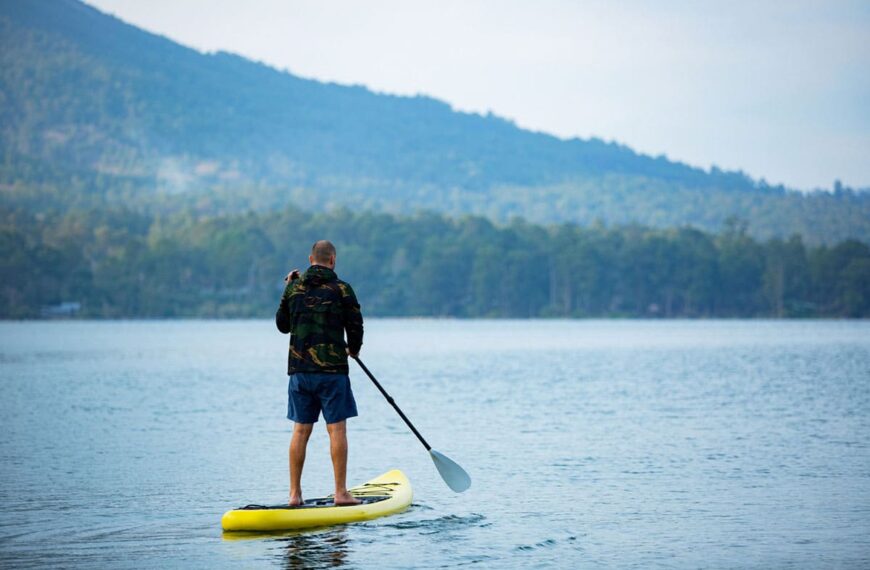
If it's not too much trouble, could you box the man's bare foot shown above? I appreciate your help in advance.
[333,490,361,506]
[289,494,303,507]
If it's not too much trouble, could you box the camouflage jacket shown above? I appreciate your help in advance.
[275,265,364,375]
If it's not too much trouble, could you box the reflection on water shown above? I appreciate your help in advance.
[277,528,350,570]
[223,527,352,569]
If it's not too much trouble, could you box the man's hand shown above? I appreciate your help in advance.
[346,348,359,358]
[284,269,300,284]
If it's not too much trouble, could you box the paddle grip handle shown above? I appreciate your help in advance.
[353,356,432,451]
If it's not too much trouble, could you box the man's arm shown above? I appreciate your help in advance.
[340,282,364,356]
[275,270,300,334]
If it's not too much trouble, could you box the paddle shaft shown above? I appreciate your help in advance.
[352,356,432,451]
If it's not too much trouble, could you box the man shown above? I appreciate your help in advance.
[275,240,364,506]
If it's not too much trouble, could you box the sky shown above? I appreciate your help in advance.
[86,0,870,190]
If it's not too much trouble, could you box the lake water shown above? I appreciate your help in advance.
[1,320,869,568]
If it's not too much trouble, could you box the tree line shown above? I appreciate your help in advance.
[1,206,868,319]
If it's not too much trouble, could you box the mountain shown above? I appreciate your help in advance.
[1,0,868,244]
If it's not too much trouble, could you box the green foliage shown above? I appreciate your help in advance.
[1,0,868,319]
[2,205,868,319]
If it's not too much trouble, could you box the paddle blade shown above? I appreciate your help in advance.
[429,449,471,493]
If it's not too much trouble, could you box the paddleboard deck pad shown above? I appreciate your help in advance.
[221,469,412,531]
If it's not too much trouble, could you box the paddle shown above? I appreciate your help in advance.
[352,356,471,493]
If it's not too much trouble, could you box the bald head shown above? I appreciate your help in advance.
[310,240,337,268]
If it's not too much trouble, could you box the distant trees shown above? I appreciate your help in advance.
[2,205,868,319]
[3,1,868,320]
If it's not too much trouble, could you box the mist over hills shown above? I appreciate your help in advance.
[1,0,868,245]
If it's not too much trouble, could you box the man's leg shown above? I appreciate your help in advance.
[326,420,361,505]
[289,422,313,506]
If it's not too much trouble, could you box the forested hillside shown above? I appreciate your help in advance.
[3,205,868,319]
[2,0,868,320]
[1,0,868,244]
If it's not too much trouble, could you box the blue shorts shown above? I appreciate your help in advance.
[287,373,358,424]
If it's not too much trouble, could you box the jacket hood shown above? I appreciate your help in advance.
[302,265,337,286]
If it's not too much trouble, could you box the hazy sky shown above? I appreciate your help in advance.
[86,0,870,190]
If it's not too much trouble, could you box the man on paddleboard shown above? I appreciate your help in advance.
[276,240,364,506]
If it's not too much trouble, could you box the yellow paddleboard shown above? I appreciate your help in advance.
[221,470,412,532]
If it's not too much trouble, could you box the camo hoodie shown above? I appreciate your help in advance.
[275,265,364,375]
